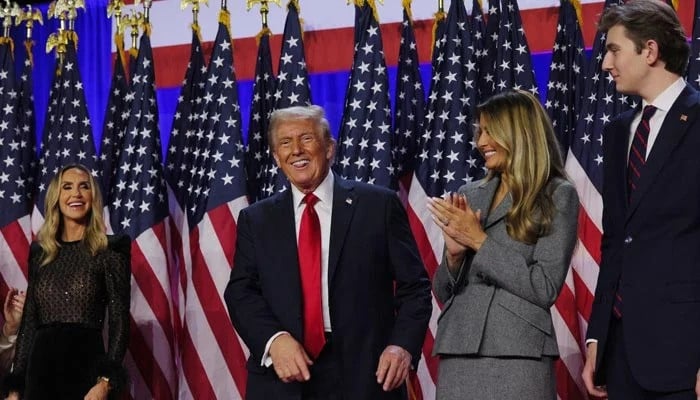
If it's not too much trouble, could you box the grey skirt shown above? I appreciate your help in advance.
[436,355,556,400]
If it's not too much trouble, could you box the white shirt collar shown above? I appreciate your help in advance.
[291,170,335,208]
[644,77,686,112]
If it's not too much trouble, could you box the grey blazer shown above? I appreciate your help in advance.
[432,175,579,358]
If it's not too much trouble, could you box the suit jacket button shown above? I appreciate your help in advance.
[624,236,633,244]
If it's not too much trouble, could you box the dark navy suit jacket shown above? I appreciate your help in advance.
[587,84,700,392]
[224,175,432,400]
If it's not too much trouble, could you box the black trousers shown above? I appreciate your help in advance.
[604,318,696,400]
[301,333,342,400]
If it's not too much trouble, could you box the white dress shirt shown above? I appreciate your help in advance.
[261,172,335,366]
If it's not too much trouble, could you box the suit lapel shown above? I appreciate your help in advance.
[473,176,509,229]
[628,86,700,218]
[269,190,303,303]
[328,177,357,285]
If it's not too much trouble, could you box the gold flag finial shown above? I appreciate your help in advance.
[125,10,144,51]
[53,0,85,31]
[181,0,208,28]
[246,0,281,29]
[107,0,126,34]
[16,5,43,41]
[0,1,21,37]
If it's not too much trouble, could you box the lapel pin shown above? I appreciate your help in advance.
[680,114,688,122]
[346,198,353,205]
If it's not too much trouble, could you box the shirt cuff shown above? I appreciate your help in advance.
[585,338,598,346]
[261,331,290,367]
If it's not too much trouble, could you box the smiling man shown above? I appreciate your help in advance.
[224,105,432,400]
[582,1,700,399]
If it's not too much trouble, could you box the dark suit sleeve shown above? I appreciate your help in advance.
[385,194,433,366]
[224,209,286,363]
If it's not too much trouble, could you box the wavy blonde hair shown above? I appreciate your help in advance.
[37,164,108,266]
[476,89,567,244]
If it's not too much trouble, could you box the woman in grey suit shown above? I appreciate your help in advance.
[428,89,579,399]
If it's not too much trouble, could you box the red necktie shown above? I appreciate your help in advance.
[627,105,657,198]
[614,105,657,319]
[298,193,325,358]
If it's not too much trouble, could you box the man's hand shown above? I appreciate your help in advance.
[695,368,699,399]
[582,342,607,398]
[269,333,313,383]
[375,345,411,392]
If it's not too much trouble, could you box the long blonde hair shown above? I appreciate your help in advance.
[476,90,567,244]
[37,164,108,266]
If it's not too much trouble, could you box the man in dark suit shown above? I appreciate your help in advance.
[224,105,432,399]
[582,1,700,399]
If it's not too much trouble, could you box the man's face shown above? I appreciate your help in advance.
[272,119,335,194]
[602,25,650,95]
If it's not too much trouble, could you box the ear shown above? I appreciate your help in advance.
[645,39,660,65]
[326,138,336,161]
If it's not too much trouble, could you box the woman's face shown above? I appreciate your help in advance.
[477,115,507,173]
[58,168,93,226]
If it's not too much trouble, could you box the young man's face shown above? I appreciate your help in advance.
[602,25,651,95]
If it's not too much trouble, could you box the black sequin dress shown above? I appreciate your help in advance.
[11,235,131,399]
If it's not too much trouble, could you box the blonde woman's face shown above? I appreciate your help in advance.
[477,116,507,172]
[58,168,93,225]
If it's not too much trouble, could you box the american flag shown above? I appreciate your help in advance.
[491,0,538,96]
[164,29,207,394]
[563,0,636,398]
[33,40,98,230]
[405,0,481,397]
[470,0,487,101]
[393,1,424,190]
[334,1,393,188]
[544,2,590,399]
[687,0,700,90]
[105,31,178,400]
[244,28,276,202]
[100,41,130,204]
[545,0,586,160]
[478,0,500,99]
[176,11,250,399]
[0,36,31,321]
[17,39,37,207]
[268,0,311,195]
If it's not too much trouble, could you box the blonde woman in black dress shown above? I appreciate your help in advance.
[9,164,130,400]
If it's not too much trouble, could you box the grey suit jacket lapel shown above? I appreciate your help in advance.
[473,175,511,229]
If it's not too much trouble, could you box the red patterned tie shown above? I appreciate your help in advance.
[298,193,325,358]
[614,105,657,319]
[627,105,657,198]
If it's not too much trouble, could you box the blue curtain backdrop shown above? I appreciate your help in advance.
[12,0,554,159]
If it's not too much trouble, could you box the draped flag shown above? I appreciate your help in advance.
[405,0,480,397]
[478,0,500,99]
[164,27,207,338]
[471,0,487,101]
[545,2,590,399]
[334,1,393,188]
[177,10,250,399]
[0,36,31,314]
[244,27,276,202]
[100,36,130,203]
[269,0,311,194]
[34,39,98,230]
[393,0,424,191]
[106,31,178,400]
[562,0,636,398]
[17,38,37,207]
[492,0,538,95]
[687,0,700,90]
[545,0,586,158]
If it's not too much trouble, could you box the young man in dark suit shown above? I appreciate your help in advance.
[583,1,700,399]
[224,105,432,399]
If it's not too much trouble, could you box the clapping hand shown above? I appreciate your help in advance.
[428,193,487,269]
[3,288,25,337]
